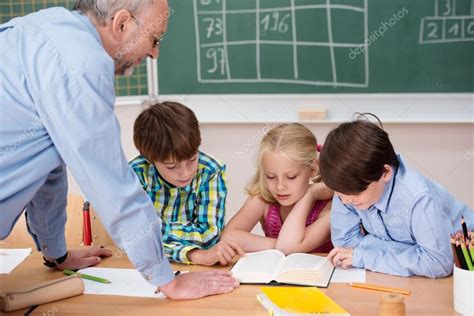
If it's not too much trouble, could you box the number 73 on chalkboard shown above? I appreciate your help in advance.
[200,9,291,76]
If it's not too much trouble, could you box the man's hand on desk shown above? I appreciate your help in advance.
[158,270,240,300]
[56,246,113,270]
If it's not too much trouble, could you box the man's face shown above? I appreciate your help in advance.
[114,1,170,75]
[154,153,199,188]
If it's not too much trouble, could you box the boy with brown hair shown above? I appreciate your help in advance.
[130,101,243,266]
[322,113,473,278]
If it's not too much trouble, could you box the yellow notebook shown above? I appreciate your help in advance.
[257,286,349,315]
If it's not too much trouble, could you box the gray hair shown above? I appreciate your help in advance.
[73,0,155,25]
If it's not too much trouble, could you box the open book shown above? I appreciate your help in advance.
[231,249,335,288]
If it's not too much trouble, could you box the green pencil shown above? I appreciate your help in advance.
[469,238,474,265]
[63,269,112,284]
[460,243,474,271]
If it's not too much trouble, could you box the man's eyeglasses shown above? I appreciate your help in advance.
[128,14,165,49]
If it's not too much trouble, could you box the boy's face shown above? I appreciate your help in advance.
[335,164,393,210]
[262,150,316,207]
[154,153,199,188]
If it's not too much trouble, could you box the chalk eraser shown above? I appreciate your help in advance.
[298,108,327,121]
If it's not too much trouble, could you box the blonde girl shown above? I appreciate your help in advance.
[222,123,333,254]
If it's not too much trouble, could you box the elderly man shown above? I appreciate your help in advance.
[0,0,239,299]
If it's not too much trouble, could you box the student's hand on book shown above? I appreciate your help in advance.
[56,246,113,270]
[158,270,240,300]
[188,241,245,266]
[210,240,246,265]
[327,247,353,269]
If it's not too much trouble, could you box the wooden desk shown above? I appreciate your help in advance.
[0,248,459,316]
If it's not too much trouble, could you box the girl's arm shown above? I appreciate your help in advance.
[312,181,334,200]
[221,196,277,252]
[275,183,332,254]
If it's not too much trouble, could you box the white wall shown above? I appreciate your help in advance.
[68,104,474,230]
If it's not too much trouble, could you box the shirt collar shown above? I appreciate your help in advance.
[373,157,400,213]
[146,164,162,192]
[72,10,103,46]
[147,164,194,193]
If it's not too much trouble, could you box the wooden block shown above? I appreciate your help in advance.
[298,108,327,121]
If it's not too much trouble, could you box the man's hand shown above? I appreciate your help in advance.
[327,247,353,269]
[158,270,240,300]
[187,240,245,266]
[56,246,113,270]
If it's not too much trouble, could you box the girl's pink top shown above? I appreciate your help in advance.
[262,199,333,253]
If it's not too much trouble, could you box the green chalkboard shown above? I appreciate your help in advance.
[158,0,474,94]
[0,0,148,97]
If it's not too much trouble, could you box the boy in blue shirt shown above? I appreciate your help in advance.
[322,113,473,278]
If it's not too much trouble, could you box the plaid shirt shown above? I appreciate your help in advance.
[129,151,227,264]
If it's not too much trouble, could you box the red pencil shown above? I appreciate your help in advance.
[83,201,92,246]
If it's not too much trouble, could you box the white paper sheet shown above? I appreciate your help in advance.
[0,248,32,274]
[331,268,366,283]
[78,267,165,298]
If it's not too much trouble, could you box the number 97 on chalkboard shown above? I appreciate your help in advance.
[196,0,227,80]
[194,0,299,82]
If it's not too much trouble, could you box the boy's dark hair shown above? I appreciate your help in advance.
[320,113,399,194]
[133,101,201,162]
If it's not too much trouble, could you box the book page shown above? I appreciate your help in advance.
[230,249,286,283]
[276,253,334,286]
[278,253,329,274]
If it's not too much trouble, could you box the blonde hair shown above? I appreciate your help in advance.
[246,123,320,204]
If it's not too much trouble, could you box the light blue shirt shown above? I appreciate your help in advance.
[331,154,473,278]
[0,8,174,286]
